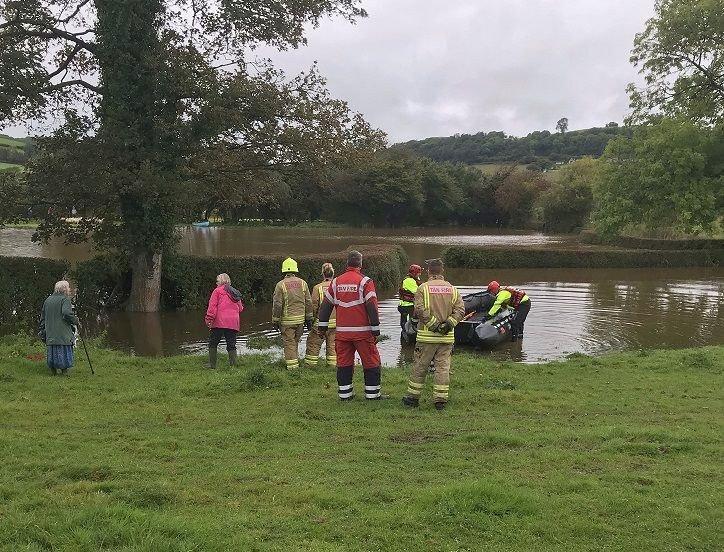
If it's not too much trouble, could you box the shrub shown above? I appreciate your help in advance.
[442,245,722,269]
[74,245,408,311]
[579,231,724,250]
[0,256,69,330]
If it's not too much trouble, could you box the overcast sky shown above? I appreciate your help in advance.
[2,0,655,143]
[261,0,655,142]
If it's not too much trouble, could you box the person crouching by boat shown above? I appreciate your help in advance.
[205,273,245,368]
[39,280,79,376]
[486,281,530,342]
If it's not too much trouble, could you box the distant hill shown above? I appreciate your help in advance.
[0,134,32,168]
[392,125,632,170]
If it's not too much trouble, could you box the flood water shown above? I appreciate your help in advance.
[2,226,722,364]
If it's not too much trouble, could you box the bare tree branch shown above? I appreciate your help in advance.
[41,79,102,94]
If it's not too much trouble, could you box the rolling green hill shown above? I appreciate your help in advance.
[394,125,632,169]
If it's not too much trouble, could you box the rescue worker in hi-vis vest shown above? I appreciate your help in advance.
[402,258,464,410]
[317,250,384,401]
[272,258,313,370]
[486,280,530,342]
[398,264,422,331]
[305,262,337,367]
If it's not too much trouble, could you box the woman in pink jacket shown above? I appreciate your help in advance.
[205,273,244,368]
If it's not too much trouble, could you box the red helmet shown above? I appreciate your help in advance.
[487,280,501,294]
[408,264,423,277]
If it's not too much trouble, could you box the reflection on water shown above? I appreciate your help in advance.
[86,268,723,364]
[3,226,722,363]
[1,225,567,264]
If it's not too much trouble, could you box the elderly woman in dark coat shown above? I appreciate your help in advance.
[39,280,79,375]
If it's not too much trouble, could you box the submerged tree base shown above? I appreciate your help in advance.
[0,338,721,551]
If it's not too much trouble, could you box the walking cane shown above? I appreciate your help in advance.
[78,325,95,375]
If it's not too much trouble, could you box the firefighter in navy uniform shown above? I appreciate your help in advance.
[272,258,313,370]
[317,250,385,401]
[486,280,530,341]
[398,264,422,331]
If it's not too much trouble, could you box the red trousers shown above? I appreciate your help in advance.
[335,337,381,368]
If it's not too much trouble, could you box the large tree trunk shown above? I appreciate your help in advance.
[128,251,162,312]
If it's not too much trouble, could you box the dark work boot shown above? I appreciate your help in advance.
[511,333,518,343]
[206,348,217,369]
[402,396,419,408]
[434,401,446,411]
[228,349,237,366]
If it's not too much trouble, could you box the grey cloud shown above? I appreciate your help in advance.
[259,0,655,142]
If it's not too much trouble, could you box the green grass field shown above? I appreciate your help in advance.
[0,336,721,551]
[0,162,22,170]
[472,163,559,182]
[0,135,25,149]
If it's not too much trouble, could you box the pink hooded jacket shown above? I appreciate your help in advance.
[205,284,245,330]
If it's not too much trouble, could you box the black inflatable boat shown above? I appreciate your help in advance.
[453,291,515,347]
[402,291,515,348]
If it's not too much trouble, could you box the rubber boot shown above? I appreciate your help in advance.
[402,396,419,408]
[206,347,217,369]
[228,349,237,366]
[434,401,446,411]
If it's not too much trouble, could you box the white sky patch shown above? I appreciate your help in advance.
[2,0,656,142]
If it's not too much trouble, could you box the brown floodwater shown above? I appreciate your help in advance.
[2,226,722,363]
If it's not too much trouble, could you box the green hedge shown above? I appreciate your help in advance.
[579,231,724,250]
[442,245,723,269]
[0,256,69,330]
[74,245,408,311]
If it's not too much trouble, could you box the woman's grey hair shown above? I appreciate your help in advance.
[54,280,71,294]
[216,273,231,286]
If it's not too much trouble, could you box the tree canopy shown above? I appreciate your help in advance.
[0,0,383,311]
[627,0,724,125]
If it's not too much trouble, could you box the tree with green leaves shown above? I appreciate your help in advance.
[556,118,568,134]
[0,0,384,311]
[538,157,597,233]
[627,0,724,125]
[593,119,723,236]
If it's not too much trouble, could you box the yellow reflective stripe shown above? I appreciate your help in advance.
[433,384,450,390]
[417,330,454,344]
[408,381,424,389]
[281,282,289,317]
[281,315,305,325]
[407,386,422,396]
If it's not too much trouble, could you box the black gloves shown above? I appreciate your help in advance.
[273,322,280,332]
[305,319,313,331]
[438,321,452,335]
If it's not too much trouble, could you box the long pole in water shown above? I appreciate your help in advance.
[79,327,95,375]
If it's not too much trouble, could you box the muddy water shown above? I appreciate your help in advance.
[2,226,722,363]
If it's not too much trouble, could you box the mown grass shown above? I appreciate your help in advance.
[0,162,23,171]
[0,336,722,551]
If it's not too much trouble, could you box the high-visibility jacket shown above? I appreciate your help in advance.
[272,275,313,326]
[488,286,529,316]
[312,279,336,329]
[399,275,420,307]
[318,267,380,341]
[414,276,465,344]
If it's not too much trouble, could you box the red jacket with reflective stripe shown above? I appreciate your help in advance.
[318,267,380,341]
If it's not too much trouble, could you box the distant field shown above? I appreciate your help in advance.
[0,162,22,170]
[471,163,559,182]
[0,135,25,149]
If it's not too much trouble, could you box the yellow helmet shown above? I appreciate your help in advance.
[281,257,298,274]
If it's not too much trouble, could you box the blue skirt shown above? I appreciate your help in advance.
[47,345,74,370]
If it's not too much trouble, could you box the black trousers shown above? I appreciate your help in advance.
[511,301,530,337]
[209,328,238,351]
[398,305,414,330]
